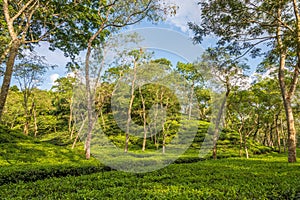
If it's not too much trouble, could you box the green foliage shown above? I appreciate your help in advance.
[0,125,28,143]
[1,152,300,199]
[0,163,107,186]
[0,126,96,166]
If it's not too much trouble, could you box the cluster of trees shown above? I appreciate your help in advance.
[188,0,300,162]
[2,0,300,163]
[2,49,299,161]
[0,0,176,159]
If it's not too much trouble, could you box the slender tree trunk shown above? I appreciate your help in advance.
[212,88,230,160]
[32,101,38,137]
[154,90,159,148]
[125,59,137,153]
[84,23,106,159]
[161,96,169,154]
[188,83,194,120]
[269,124,274,147]
[70,123,75,140]
[139,87,147,152]
[162,120,166,154]
[159,91,166,152]
[238,127,243,157]
[99,108,106,131]
[85,44,93,160]
[253,116,260,142]
[277,6,297,162]
[23,92,29,135]
[24,120,29,135]
[10,115,17,129]
[244,134,249,159]
[0,40,20,119]
[281,118,287,153]
[239,136,243,156]
[69,96,73,139]
[275,114,281,153]
[72,117,87,149]
[162,133,166,154]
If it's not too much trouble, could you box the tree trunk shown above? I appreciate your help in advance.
[24,120,29,135]
[244,135,249,159]
[162,122,166,154]
[85,44,93,160]
[32,101,38,137]
[269,123,274,147]
[287,0,300,163]
[0,40,20,119]
[125,59,137,153]
[239,130,243,157]
[99,108,106,131]
[23,91,29,135]
[212,89,229,160]
[188,83,194,120]
[285,101,297,162]
[154,90,159,149]
[72,116,87,149]
[139,86,147,152]
[277,6,297,162]
[69,96,73,139]
[275,114,281,153]
[162,134,166,154]
[281,118,287,153]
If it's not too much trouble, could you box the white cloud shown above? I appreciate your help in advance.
[164,0,201,33]
[50,73,60,86]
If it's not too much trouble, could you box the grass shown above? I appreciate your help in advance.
[1,151,300,199]
[0,124,297,199]
[0,128,97,167]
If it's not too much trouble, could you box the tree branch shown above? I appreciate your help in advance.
[11,0,36,22]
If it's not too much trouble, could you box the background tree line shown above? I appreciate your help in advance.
[1,0,300,163]
[2,51,299,160]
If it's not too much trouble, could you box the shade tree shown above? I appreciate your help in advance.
[189,0,300,162]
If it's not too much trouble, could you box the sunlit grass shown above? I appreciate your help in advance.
[1,151,300,199]
[1,124,299,199]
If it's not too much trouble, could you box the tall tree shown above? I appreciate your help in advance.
[176,62,202,120]
[13,53,49,135]
[199,48,249,159]
[0,0,114,120]
[52,75,77,138]
[81,0,176,159]
[189,0,300,162]
[1,0,56,118]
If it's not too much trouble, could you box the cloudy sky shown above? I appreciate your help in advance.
[35,0,204,89]
[165,0,201,32]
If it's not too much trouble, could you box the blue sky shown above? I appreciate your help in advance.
[25,0,204,90]
[15,0,262,90]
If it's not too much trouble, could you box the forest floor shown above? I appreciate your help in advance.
[0,127,299,199]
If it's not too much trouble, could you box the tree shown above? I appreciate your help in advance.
[194,86,211,121]
[189,0,300,162]
[1,0,61,118]
[227,89,256,158]
[1,0,130,120]
[52,75,77,138]
[81,0,176,159]
[13,53,49,135]
[2,86,23,129]
[198,48,249,159]
[176,62,203,120]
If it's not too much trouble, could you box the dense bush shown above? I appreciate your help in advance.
[1,153,300,199]
[0,164,111,186]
